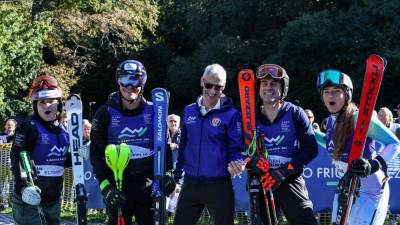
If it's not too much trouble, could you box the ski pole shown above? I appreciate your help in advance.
[105,144,123,225]
[116,143,131,225]
[20,151,47,225]
[105,144,131,225]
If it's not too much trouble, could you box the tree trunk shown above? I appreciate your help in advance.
[31,0,42,22]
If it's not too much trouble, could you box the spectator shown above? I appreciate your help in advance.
[60,112,68,131]
[82,119,91,145]
[393,104,400,124]
[0,118,17,143]
[304,109,320,131]
[378,107,400,133]
[167,114,181,169]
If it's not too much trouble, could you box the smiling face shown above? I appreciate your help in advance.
[200,73,225,109]
[259,77,282,105]
[37,98,59,122]
[322,86,346,114]
[4,120,16,135]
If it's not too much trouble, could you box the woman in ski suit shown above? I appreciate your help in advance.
[315,69,400,224]
[10,74,70,225]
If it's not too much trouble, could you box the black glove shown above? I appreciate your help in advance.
[164,174,176,197]
[264,163,299,191]
[101,184,126,209]
[350,158,379,177]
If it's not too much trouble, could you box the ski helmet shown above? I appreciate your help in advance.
[256,64,289,99]
[29,75,63,101]
[116,60,147,89]
[316,69,353,102]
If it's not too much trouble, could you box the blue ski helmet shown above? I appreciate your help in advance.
[316,69,353,102]
[116,60,147,88]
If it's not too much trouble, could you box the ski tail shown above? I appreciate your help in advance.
[66,94,87,225]
[152,88,169,225]
[337,54,386,225]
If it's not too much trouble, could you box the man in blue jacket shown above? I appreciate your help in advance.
[173,64,245,225]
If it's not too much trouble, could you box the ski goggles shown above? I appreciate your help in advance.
[256,64,287,80]
[316,69,352,90]
[118,74,144,88]
[30,75,59,91]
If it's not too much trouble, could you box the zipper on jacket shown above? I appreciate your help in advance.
[197,117,204,176]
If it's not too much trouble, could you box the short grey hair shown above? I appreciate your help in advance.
[202,64,226,84]
[168,114,180,123]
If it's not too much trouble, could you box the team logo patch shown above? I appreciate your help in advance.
[211,118,221,127]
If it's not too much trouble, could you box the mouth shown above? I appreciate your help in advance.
[44,110,52,115]
[329,101,335,106]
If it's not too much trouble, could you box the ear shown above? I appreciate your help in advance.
[200,77,204,87]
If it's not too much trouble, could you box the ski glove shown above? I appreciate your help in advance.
[247,156,299,191]
[22,186,41,206]
[350,158,379,177]
[101,181,126,209]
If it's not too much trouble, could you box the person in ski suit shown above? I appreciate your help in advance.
[10,74,70,225]
[315,69,400,224]
[90,60,174,225]
[173,64,246,225]
[247,64,319,225]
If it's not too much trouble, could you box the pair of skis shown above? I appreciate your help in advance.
[238,70,277,225]
[335,55,387,225]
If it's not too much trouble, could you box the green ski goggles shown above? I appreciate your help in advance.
[316,69,353,91]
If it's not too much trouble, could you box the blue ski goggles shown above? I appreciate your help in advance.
[118,74,144,88]
[316,69,353,90]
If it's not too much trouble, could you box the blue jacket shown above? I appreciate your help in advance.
[257,102,318,169]
[175,96,244,181]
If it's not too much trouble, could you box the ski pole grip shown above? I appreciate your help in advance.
[20,151,32,174]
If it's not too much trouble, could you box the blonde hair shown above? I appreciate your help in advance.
[83,119,91,129]
[333,102,358,161]
[378,107,393,127]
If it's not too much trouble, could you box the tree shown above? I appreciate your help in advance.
[0,1,50,121]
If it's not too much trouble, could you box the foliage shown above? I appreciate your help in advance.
[155,0,400,121]
[0,2,50,121]
[40,0,159,117]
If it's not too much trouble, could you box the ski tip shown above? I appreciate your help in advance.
[367,54,387,70]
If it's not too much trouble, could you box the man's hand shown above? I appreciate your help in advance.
[22,186,41,206]
[227,158,249,177]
